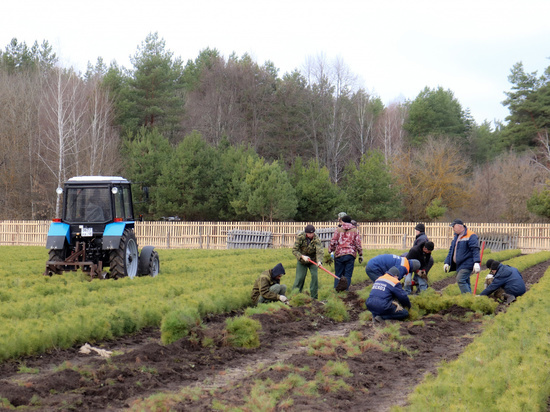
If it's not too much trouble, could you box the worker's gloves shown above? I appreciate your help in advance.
[278,295,288,303]
[358,256,363,264]
[417,269,427,279]
[392,300,404,311]
[318,261,322,266]
[473,263,481,273]
[484,274,494,288]
[301,255,309,262]
[443,264,450,273]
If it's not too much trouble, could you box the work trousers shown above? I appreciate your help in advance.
[292,261,318,299]
[258,284,287,304]
[456,268,473,294]
[334,254,355,291]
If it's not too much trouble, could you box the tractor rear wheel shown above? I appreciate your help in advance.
[147,251,160,277]
[109,228,139,279]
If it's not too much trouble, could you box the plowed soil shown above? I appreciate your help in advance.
[0,261,548,411]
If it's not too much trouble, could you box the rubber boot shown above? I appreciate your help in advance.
[503,293,516,305]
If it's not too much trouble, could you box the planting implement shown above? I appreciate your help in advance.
[307,258,349,292]
[473,241,486,295]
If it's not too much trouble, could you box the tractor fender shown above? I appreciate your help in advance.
[138,246,156,275]
[45,222,70,250]
[102,222,134,250]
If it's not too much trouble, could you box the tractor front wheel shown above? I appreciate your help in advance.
[109,228,139,279]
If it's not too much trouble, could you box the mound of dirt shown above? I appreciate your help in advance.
[0,260,547,411]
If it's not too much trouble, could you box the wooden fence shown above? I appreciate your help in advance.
[1,220,549,253]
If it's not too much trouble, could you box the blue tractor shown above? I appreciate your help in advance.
[44,176,159,279]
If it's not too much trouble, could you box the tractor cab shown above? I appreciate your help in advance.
[44,176,159,280]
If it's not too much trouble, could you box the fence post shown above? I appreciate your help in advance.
[402,234,407,250]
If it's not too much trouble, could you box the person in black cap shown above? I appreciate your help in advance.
[479,259,525,304]
[251,263,288,305]
[404,241,435,294]
[291,224,324,299]
[366,266,411,324]
[443,219,481,294]
[413,223,429,247]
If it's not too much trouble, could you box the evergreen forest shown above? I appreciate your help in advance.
[1,33,550,223]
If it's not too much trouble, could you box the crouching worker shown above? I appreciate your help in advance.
[480,259,525,304]
[366,266,411,324]
[251,263,289,305]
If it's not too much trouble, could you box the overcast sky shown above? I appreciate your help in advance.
[3,0,549,125]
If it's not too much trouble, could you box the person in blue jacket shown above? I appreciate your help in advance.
[443,219,481,294]
[366,266,411,323]
[480,259,526,304]
[365,254,420,282]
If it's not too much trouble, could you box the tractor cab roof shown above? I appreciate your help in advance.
[65,176,131,185]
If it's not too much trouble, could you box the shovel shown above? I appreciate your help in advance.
[307,258,349,292]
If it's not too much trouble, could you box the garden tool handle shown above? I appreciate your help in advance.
[307,258,340,280]
[473,241,486,295]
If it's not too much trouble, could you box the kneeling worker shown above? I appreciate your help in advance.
[366,266,411,323]
[480,259,526,304]
[251,263,289,305]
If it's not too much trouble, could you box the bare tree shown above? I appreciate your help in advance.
[0,71,39,218]
[37,67,120,217]
[392,136,472,221]
[302,54,356,182]
[376,102,407,163]
[350,88,380,161]
[468,152,544,222]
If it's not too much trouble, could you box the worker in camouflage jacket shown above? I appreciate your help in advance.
[251,263,288,305]
[292,224,324,299]
[329,215,363,291]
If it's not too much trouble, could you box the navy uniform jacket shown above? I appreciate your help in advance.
[366,274,411,316]
[444,227,480,272]
[366,254,414,280]
[480,264,526,298]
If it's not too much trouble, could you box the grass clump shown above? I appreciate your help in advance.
[323,297,350,322]
[160,307,201,345]
[225,316,261,348]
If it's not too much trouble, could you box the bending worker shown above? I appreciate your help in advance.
[366,266,411,323]
[365,254,420,282]
[251,263,288,305]
[480,259,526,304]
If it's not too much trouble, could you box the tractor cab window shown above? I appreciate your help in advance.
[64,187,112,223]
[113,186,134,221]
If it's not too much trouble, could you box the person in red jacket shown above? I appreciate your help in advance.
[329,215,363,291]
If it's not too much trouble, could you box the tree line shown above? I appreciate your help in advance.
[1,33,549,222]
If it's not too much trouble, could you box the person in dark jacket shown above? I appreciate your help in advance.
[404,241,434,294]
[366,266,411,323]
[480,260,526,304]
[365,254,420,282]
[443,219,481,294]
[329,215,363,291]
[251,263,288,305]
[413,223,429,247]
